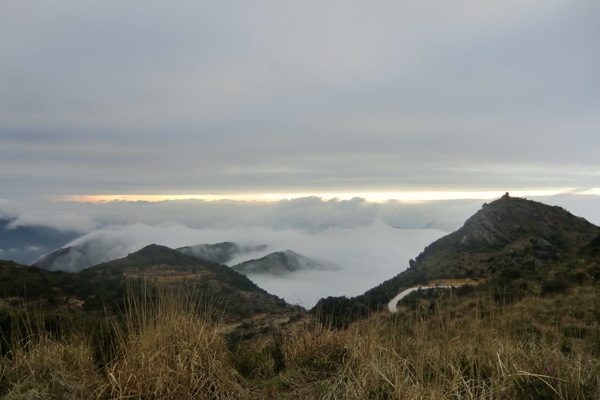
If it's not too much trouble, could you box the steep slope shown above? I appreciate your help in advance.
[232,250,326,276]
[176,242,268,265]
[364,194,599,307]
[317,194,600,315]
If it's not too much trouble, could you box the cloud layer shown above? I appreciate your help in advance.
[3,192,598,307]
[33,219,448,307]
[2,196,484,234]
[1,1,599,199]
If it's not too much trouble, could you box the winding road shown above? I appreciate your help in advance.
[387,278,486,312]
[387,285,455,312]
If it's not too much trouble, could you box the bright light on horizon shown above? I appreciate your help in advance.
[63,188,581,204]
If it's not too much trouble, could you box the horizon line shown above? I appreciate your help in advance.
[62,188,593,204]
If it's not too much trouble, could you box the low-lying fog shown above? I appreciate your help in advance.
[1,193,598,308]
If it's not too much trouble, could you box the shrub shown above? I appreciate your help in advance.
[541,279,570,295]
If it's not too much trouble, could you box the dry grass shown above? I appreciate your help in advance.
[105,287,249,399]
[0,337,106,400]
[0,308,106,399]
[0,288,250,400]
[256,285,600,399]
[1,284,599,399]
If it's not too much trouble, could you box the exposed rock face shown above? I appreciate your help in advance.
[459,197,548,250]
[356,195,600,309]
[458,213,510,249]
[412,195,598,273]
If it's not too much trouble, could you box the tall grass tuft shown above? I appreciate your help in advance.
[105,285,248,399]
[0,305,106,399]
[267,286,600,399]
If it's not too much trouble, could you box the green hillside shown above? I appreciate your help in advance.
[361,194,600,308]
[0,244,299,321]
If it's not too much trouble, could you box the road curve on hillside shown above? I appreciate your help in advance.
[388,286,454,312]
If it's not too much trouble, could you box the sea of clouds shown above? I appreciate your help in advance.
[1,193,598,307]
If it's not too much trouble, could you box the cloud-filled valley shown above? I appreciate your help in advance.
[2,193,599,307]
[43,220,446,307]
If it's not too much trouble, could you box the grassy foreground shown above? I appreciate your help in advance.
[1,284,599,399]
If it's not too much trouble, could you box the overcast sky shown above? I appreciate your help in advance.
[1,0,599,201]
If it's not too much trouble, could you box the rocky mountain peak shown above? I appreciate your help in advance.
[357,195,600,310]
[456,194,594,252]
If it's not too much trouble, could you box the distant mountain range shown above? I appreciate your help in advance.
[33,239,328,278]
[33,241,266,272]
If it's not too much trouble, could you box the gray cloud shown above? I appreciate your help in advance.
[2,193,597,237]
[1,1,599,198]
[6,213,97,233]
[0,196,479,234]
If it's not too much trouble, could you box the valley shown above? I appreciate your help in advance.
[0,194,599,399]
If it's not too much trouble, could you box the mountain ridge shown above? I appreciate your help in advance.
[232,249,327,276]
[1,244,302,323]
[84,244,298,319]
[314,194,600,319]
[176,242,268,265]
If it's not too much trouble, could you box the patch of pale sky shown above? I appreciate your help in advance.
[65,189,574,204]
